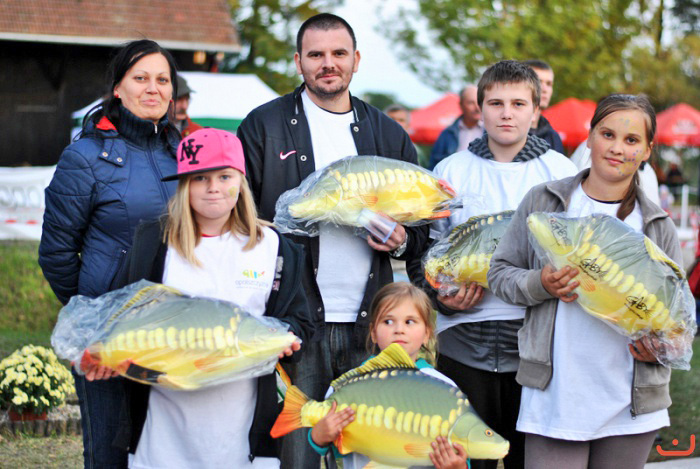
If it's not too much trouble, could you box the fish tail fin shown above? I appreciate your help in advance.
[270,385,310,438]
[275,362,292,389]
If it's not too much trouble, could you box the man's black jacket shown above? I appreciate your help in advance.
[237,84,429,346]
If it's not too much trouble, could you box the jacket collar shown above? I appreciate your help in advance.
[544,168,669,226]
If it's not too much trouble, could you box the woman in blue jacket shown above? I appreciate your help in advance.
[39,39,180,469]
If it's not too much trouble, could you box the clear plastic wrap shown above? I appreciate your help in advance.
[527,212,697,369]
[423,211,514,296]
[51,280,299,390]
[273,155,460,236]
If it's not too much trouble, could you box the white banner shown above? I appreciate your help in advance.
[0,166,56,240]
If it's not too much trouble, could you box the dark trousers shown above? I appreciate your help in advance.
[279,323,369,469]
[73,370,128,469]
[438,354,525,469]
[524,431,658,469]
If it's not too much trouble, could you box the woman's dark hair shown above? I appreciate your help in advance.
[83,39,179,134]
[589,94,656,221]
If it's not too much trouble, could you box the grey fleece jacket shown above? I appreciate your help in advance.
[488,169,680,416]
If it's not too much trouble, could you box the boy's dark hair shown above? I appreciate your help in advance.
[296,13,356,54]
[477,60,541,109]
[523,59,552,71]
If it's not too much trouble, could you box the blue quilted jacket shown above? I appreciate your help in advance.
[39,107,179,304]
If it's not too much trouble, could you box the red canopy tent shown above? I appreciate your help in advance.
[542,97,597,149]
[409,93,461,145]
[655,103,700,147]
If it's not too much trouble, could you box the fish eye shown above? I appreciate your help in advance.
[485,429,494,436]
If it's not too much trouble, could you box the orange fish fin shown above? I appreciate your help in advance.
[79,348,101,372]
[334,432,350,455]
[270,385,311,438]
[194,356,225,371]
[438,179,457,197]
[276,362,292,389]
[428,209,451,220]
[404,442,433,458]
[425,272,442,290]
[579,277,597,292]
[115,359,134,374]
[359,194,378,206]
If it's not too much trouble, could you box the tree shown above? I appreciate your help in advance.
[379,1,642,102]
[224,0,344,94]
[672,0,700,33]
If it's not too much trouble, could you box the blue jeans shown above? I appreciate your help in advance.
[73,370,128,468]
[279,323,369,469]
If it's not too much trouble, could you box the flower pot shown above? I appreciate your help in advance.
[8,408,47,421]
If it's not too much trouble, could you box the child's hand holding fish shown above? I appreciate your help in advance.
[430,436,468,469]
[310,400,355,447]
[540,265,579,303]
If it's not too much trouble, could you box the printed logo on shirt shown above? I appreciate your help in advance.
[243,270,265,279]
[235,269,269,290]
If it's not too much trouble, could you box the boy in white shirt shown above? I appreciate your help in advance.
[412,60,578,469]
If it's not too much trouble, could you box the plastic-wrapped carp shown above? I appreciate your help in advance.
[271,344,509,466]
[274,155,459,236]
[424,211,514,295]
[51,280,298,390]
[528,212,696,369]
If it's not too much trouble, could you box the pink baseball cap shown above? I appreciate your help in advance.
[162,128,246,181]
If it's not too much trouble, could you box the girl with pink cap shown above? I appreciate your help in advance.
[109,128,314,467]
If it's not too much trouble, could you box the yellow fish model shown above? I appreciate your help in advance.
[527,212,696,369]
[52,281,297,390]
[274,155,458,235]
[271,344,509,466]
[424,211,513,294]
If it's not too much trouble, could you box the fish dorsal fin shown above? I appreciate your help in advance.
[105,283,183,328]
[644,238,685,279]
[330,343,416,390]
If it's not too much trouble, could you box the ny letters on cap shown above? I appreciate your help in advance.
[162,128,246,181]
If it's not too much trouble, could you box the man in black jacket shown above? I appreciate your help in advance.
[237,13,427,469]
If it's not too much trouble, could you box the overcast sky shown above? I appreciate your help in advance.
[336,0,444,108]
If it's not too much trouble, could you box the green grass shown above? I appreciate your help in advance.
[0,241,62,333]
[0,434,82,468]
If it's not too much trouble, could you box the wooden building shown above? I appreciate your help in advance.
[0,0,239,166]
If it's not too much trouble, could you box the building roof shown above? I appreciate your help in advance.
[0,0,240,52]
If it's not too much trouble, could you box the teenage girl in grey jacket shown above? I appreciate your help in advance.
[488,94,682,469]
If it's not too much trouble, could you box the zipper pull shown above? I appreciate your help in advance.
[153,123,158,134]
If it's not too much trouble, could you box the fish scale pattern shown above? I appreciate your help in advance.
[424,211,514,295]
[270,344,509,466]
[528,212,697,369]
[274,155,460,236]
[51,280,297,390]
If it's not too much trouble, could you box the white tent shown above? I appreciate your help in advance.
[71,72,279,138]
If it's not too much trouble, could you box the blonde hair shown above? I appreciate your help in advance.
[367,282,438,365]
[164,173,271,266]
